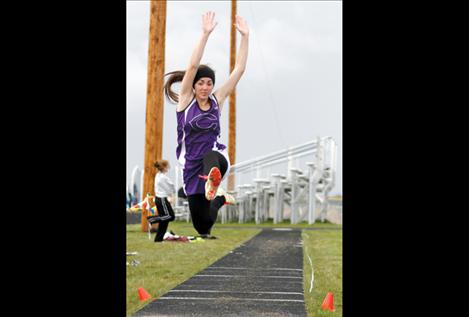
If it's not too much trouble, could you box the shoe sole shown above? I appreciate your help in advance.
[224,194,236,205]
[205,167,221,201]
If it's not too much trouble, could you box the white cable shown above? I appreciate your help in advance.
[305,243,314,293]
[307,254,314,293]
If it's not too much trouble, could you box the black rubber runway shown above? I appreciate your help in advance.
[133,228,307,317]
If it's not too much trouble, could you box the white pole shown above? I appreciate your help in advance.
[307,163,317,224]
[331,141,337,186]
[131,165,138,190]
[130,165,140,202]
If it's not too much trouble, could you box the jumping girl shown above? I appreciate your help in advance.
[163,11,249,239]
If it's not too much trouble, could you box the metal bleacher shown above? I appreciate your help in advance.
[173,136,338,224]
[128,136,338,225]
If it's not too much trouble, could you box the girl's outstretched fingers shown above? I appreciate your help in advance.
[235,15,249,36]
[202,11,218,34]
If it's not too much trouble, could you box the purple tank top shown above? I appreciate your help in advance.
[176,95,226,195]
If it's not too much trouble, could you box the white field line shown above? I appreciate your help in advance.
[159,296,304,303]
[208,267,303,272]
[194,274,303,279]
[169,290,304,295]
[307,254,314,293]
[304,239,314,293]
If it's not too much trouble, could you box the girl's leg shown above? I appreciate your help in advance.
[202,151,229,200]
[203,151,228,177]
[188,194,211,234]
[162,197,176,222]
[207,196,226,234]
[188,194,226,236]
[207,196,226,232]
[153,197,173,222]
[155,221,168,242]
[186,152,230,235]
[153,197,176,241]
[202,151,231,232]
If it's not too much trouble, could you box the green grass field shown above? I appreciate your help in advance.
[302,229,342,316]
[126,220,342,317]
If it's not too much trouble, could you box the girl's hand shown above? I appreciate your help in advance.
[202,11,218,34]
[235,15,249,36]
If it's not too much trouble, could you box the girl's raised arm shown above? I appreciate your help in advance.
[213,15,249,111]
[177,11,218,111]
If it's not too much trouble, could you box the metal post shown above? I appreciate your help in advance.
[131,165,140,199]
[254,179,269,224]
[280,180,287,223]
[221,205,226,224]
[238,198,244,223]
[271,174,282,224]
[307,162,317,224]
[290,169,297,224]
[245,191,253,222]
[287,149,293,180]
[290,168,305,224]
[331,141,337,189]
[254,182,261,224]
[262,186,271,222]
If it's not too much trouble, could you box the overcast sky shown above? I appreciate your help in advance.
[127,1,342,195]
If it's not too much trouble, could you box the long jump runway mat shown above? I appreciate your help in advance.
[133,228,307,317]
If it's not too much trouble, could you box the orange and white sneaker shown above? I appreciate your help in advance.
[216,187,236,205]
[204,167,222,201]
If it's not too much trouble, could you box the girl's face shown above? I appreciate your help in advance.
[194,77,214,99]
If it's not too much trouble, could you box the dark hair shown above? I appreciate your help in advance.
[164,64,215,104]
[193,65,215,87]
[153,160,169,172]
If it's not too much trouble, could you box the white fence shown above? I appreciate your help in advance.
[224,136,337,224]
[127,136,338,225]
[127,165,144,206]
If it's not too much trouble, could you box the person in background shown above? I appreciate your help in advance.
[150,160,176,242]
[127,192,133,209]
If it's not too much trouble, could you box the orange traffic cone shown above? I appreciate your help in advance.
[321,292,335,311]
[138,287,152,303]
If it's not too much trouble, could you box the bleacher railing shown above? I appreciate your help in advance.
[130,136,338,225]
[223,136,337,224]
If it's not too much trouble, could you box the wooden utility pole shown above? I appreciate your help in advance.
[228,0,237,191]
[141,0,166,231]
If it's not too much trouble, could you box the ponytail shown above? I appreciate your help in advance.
[164,70,185,104]
[164,65,216,104]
